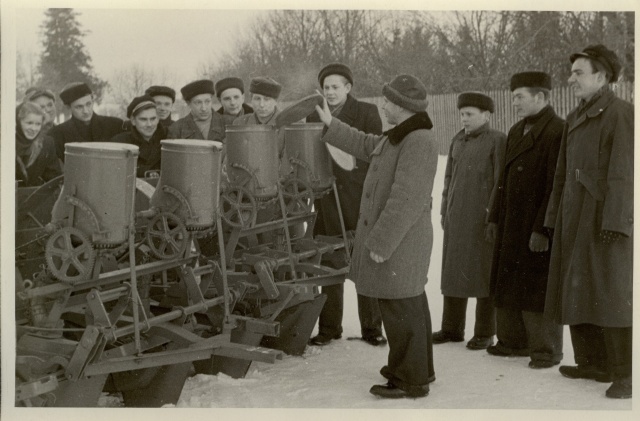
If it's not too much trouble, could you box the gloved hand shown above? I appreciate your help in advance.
[529,232,549,252]
[599,230,622,245]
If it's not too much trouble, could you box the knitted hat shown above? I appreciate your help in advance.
[457,92,495,113]
[250,77,282,99]
[570,44,621,83]
[60,82,92,105]
[215,77,245,98]
[510,71,552,91]
[181,79,215,102]
[318,63,354,87]
[127,95,157,118]
[145,85,176,102]
[382,74,428,113]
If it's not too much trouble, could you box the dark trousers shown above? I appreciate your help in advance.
[440,296,496,337]
[496,307,563,363]
[318,283,383,338]
[378,291,434,392]
[569,323,632,379]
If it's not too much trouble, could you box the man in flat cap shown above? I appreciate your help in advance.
[24,87,57,135]
[487,72,564,367]
[49,82,124,161]
[544,45,633,399]
[434,92,506,351]
[233,77,282,126]
[145,85,176,129]
[306,63,385,347]
[111,95,165,177]
[215,77,253,127]
[168,79,225,142]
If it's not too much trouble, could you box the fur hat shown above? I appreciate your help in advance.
[570,44,621,83]
[249,77,282,99]
[215,77,245,98]
[510,71,552,91]
[457,92,495,113]
[318,63,354,87]
[60,82,92,106]
[145,85,176,102]
[382,74,428,113]
[181,79,215,102]
[127,95,156,118]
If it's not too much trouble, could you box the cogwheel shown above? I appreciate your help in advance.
[220,186,257,229]
[281,177,314,216]
[45,226,96,284]
[146,212,188,260]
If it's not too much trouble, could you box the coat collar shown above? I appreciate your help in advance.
[567,88,616,134]
[334,94,358,126]
[384,112,433,146]
[505,105,557,165]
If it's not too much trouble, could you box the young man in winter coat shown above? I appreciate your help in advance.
[314,74,438,399]
[145,85,176,130]
[435,92,506,350]
[215,77,253,127]
[307,63,385,347]
[168,79,225,142]
[487,72,564,367]
[544,44,633,399]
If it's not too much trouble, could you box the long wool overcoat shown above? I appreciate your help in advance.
[440,123,506,298]
[544,89,633,327]
[489,105,564,312]
[321,116,438,299]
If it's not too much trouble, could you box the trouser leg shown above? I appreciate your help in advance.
[317,283,343,337]
[603,326,632,380]
[441,296,467,336]
[474,296,496,337]
[523,311,563,363]
[358,294,383,338]
[569,324,607,369]
[495,307,528,350]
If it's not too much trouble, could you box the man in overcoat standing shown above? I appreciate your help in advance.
[307,63,385,347]
[544,45,633,399]
[488,72,564,367]
[314,74,438,399]
[168,79,225,142]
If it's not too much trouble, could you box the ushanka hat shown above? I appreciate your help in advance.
[318,63,354,87]
[215,77,245,98]
[145,85,176,102]
[457,92,495,113]
[181,79,215,102]
[382,74,428,113]
[570,44,621,83]
[127,95,157,118]
[250,77,282,99]
[510,71,552,91]
[60,82,92,105]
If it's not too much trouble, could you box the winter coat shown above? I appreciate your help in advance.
[110,125,167,177]
[49,113,124,161]
[307,94,382,234]
[544,88,633,327]
[167,112,225,143]
[15,131,62,187]
[232,108,285,157]
[321,113,438,299]
[217,103,254,127]
[489,105,564,312]
[440,123,506,298]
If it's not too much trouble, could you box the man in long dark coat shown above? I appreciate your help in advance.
[544,45,633,399]
[168,79,225,142]
[488,72,564,367]
[307,63,385,347]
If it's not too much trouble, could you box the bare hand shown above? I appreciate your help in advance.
[314,89,332,126]
[529,232,549,252]
[370,250,386,263]
[484,222,497,243]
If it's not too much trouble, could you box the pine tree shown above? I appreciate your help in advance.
[37,8,107,102]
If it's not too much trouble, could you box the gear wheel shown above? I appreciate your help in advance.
[281,177,314,216]
[220,186,257,229]
[146,212,188,260]
[45,226,96,284]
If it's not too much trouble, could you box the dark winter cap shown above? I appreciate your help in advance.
[127,95,157,118]
[181,79,215,102]
[215,77,245,98]
[318,63,354,87]
[26,87,56,102]
[570,44,621,83]
[145,85,176,102]
[250,77,282,99]
[382,74,428,113]
[510,71,552,91]
[457,92,495,113]
[60,82,92,106]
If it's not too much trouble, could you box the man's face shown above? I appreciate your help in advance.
[220,88,244,116]
[69,94,94,122]
[251,94,277,120]
[323,75,351,107]
[382,98,401,126]
[459,106,488,133]
[152,95,173,120]
[568,58,607,101]
[32,95,56,124]
[188,93,213,121]
[131,107,158,140]
[512,88,543,118]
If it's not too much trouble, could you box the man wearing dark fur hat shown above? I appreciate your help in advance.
[145,85,176,129]
[215,77,253,126]
[233,77,281,126]
[49,82,124,161]
[487,72,564,368]
[315,74,437,399]
[168,79,225,142]
[544,44,633,399]
[434,92,506,351]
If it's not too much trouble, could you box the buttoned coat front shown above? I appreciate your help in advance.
[167,112,225,142]
[544,89,633,327]
[321,118,439,299]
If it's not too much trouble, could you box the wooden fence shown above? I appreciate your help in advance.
[362,81,634,155]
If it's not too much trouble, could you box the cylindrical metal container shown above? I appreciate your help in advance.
[53,142,139,246]
[284,123,333,191]
[150,139,222,229]
[225,125,279,198]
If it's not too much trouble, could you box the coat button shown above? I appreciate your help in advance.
[517,166,523,172]
[365,192,371,198]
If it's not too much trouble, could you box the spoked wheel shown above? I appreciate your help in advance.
[146,212,188,260]
[45,227,96,283]
[281,177,314,216]
[220,186,257,229]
